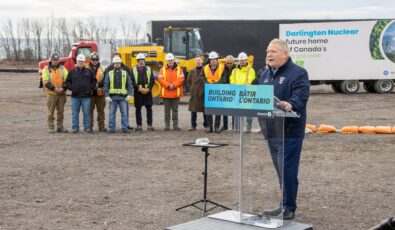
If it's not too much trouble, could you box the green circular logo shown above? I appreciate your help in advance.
[382,21,395,63]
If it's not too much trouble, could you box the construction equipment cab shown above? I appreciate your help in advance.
[163,27,204,72]
[39,41,98,76]
[117,27,204,76]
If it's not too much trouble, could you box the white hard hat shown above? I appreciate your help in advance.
[166,53,175,61]
[208,51,219,59]
[112,56,122,63]
[238,52,248,61]
[76,54,86,62]
[136,53,146,60]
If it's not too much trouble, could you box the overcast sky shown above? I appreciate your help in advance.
[1,0,394,31]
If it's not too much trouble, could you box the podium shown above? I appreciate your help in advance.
[208,108,302,229]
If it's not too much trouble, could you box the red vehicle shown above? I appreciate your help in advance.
[38,41,98,82]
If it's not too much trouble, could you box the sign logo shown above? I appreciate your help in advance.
[279,76,286,84]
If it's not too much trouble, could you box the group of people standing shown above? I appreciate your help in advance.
[43,51,155,134]
[42,49,257,134]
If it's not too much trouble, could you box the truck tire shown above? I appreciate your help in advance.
[340,80,360,94]
[373,79,394,93]
[331,82,342,93]
[363,82,376,93]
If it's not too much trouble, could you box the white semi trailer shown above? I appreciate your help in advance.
[280,19,395,94]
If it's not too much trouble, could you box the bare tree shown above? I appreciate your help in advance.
[0,16,144,62]
[131,21,141,44]
[71,18,87,41]
[98,17,115,43]
[0,24,12,60]
[86,17,100,41]
[119,17,134,46]
[57,17,71,57]
[3,19,21,61]
[16,21,23,61]
[31,19,45,61]
[22,18,33,61]
[52,17,65,57]
[45,14,56,59]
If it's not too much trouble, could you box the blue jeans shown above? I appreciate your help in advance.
[267,138,303,213]
[126,103,132,127]
[71,97,91,131]
[109,99,128,131]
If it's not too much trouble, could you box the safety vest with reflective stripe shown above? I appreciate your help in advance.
[43,65,67,94]
[109,70,128,95]
[158,65,184,98]
[204,64,224,83]
[229,65,256,85]
[133,66,151,88]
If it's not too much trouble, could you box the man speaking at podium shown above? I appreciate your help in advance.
[253,38,310,220]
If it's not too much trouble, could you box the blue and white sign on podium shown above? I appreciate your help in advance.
[204,84,274,118]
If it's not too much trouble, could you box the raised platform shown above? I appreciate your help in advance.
[166,215,313,230]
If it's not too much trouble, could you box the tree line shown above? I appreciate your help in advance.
[0,16,143,62]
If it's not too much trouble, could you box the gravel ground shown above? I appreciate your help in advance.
[0,73,394,230]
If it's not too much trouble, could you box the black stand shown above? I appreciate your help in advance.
[176,143,231,216]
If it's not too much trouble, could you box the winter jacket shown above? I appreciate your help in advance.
[66,66,96,98]
[103,68,133,100]
[187,66,205,112]
[229,65,256,85]
[224,65,235,84]
[253,58,310,138]
[158,63,185,99]
[131,66,155,106]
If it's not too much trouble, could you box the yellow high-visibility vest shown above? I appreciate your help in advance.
[109,70,127,95]
[133,66,152,88]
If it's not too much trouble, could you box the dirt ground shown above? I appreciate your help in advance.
[0,61,37,69]
[0,73,394,230]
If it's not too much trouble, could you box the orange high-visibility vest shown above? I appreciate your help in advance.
[95,67,104,96]
[95,67,104,82]
[204,64,224,83]
[44,66,66,94]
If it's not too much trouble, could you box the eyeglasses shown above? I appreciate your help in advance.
[91,59,98,61]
